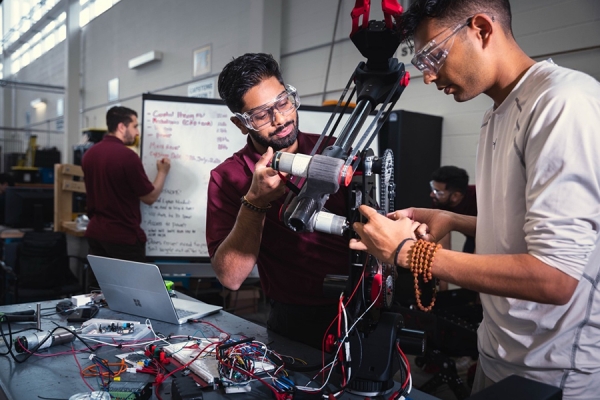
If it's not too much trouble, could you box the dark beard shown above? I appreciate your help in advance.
[248,114,300,151]
[433,198,452,210]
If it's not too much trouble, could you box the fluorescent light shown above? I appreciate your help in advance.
[30,98,46,108]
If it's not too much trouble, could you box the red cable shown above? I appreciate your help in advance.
[71,344,95,392]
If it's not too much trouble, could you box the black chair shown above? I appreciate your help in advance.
[1,231,88,304]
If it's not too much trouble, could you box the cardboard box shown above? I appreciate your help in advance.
[226,287,260,315]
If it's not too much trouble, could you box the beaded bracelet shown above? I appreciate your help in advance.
[240,196,271,213]
[409,239,442,312]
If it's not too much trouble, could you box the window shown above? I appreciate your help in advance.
[80,0,121,28]
[2,0,123,76]
[9,18,66,75]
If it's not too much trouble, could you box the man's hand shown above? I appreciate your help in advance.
[350,205,420,266]
[156,157,171,174]
[245,147,287,207]
[388,207,454,243]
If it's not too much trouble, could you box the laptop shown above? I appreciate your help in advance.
[87,255,222,324]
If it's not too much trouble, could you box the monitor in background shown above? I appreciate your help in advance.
[4,187,54,230]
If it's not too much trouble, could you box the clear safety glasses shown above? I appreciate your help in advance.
[411,18,472,75]
[430,181,449,197]
[235,84,301,131]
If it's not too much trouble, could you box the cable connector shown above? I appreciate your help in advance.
[224,385,251,394]
[344,341,351,362]
[155,373,166,385]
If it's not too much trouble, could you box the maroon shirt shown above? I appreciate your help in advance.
[82,135,154,245]
[449,185,477,217]
[434,185,477,253]
[206,132,349,306]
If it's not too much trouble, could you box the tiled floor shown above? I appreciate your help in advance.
[237,300,476,400]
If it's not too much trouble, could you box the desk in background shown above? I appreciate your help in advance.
[0,227,25,240]
[0,297,438,400]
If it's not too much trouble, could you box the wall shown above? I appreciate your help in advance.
[80,0,282,131]
[2,0,599,183]
[282,0,600,183]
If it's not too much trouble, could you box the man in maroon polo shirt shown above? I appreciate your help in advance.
[430,166,477,253]
[430,166,477,291]
[82,106,171,271]
[207,53,349,350]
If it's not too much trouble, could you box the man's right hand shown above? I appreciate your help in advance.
[244,147,286,207]
[157,157,171,174]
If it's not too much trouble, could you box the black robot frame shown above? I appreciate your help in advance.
[270,9,426,397]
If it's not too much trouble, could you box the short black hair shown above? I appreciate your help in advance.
[398,0,513,43]
[106,106,137,133]
[218,53,285,113]
[431,165,469,194]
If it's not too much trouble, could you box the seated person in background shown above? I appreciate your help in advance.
[430,166,477,253]
[430,166,477,290]
[0,173,15,225]
[206,53,349,350]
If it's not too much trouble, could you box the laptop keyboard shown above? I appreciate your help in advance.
[175,309,196,318]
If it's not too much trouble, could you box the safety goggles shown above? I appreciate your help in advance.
[235,84,300,131]
[430,181,449,197]
[411,18,472,75]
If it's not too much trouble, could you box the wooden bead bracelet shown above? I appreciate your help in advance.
[240,195,271,213]
[408,239,442,312]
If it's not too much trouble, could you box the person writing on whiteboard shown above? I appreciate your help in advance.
[83,106,171,274]
[207,53,349,350]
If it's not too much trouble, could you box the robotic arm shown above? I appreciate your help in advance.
[272,0,409,235]
[272,2,424,397]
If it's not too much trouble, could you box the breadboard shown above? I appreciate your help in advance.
[163,340,220,385]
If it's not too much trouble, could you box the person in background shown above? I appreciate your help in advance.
[82,106,171,272]
[349,0,600,398]
[430,166,477,254]
[207,53,349,350]
[0,173,15,226]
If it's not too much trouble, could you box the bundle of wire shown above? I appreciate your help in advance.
[291,256,413,399]
[216,338,294,400]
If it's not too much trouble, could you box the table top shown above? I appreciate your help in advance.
[0,227,25,239]
[0,297,438,400]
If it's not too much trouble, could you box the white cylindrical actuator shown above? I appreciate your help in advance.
[272,152,312,177]
[314,211,348,236]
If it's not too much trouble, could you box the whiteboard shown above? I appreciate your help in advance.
[140,93,377,259]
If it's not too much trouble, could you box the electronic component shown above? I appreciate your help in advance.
[71,294,93,307]
[107,381,152,400]
[224,385,251,394]
[115,351,148,367]
[79,319,151,342]
[67,305,100,323]
[163,341,220,385]
[14,328,75,353]
[98,322,135,335]
[56,299,75,314]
